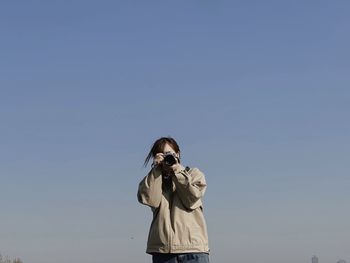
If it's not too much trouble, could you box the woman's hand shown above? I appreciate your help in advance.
[153,153,185,174]
[152,153,164,167]
[171,162,186,174]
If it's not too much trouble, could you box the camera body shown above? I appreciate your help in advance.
[163,152,178,166]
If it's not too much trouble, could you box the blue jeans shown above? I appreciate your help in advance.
[152,253,210,263]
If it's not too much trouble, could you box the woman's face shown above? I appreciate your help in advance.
[161,143,179,158]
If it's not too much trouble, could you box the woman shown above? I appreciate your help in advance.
[137,137,210,263]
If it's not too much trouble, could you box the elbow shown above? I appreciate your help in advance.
[137,191,161,208]
[182,198,202,211]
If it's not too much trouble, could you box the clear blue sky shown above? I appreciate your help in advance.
[0,1,349,263]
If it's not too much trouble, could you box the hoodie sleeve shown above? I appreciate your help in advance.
[172,167,207,210]
[137,167,163,209]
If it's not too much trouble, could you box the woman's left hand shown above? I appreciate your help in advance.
[171,162,186,174]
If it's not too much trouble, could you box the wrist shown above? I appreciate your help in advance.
[174,164,186,174]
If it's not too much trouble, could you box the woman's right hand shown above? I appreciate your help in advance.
[152,153,164,167]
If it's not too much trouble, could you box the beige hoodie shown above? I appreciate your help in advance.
[137,166,210,254]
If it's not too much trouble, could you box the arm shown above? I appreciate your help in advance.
[172,167,207,210]
[137,166,163,209]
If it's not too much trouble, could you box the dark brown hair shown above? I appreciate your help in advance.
[143,136,181,167]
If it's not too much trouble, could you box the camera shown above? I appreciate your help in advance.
[163,152,178,166]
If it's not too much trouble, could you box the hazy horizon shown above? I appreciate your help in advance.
[1,1,349,263]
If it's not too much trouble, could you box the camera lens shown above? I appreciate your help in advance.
[164,154,177,166]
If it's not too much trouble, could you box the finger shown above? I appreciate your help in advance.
[155,156,164,163]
